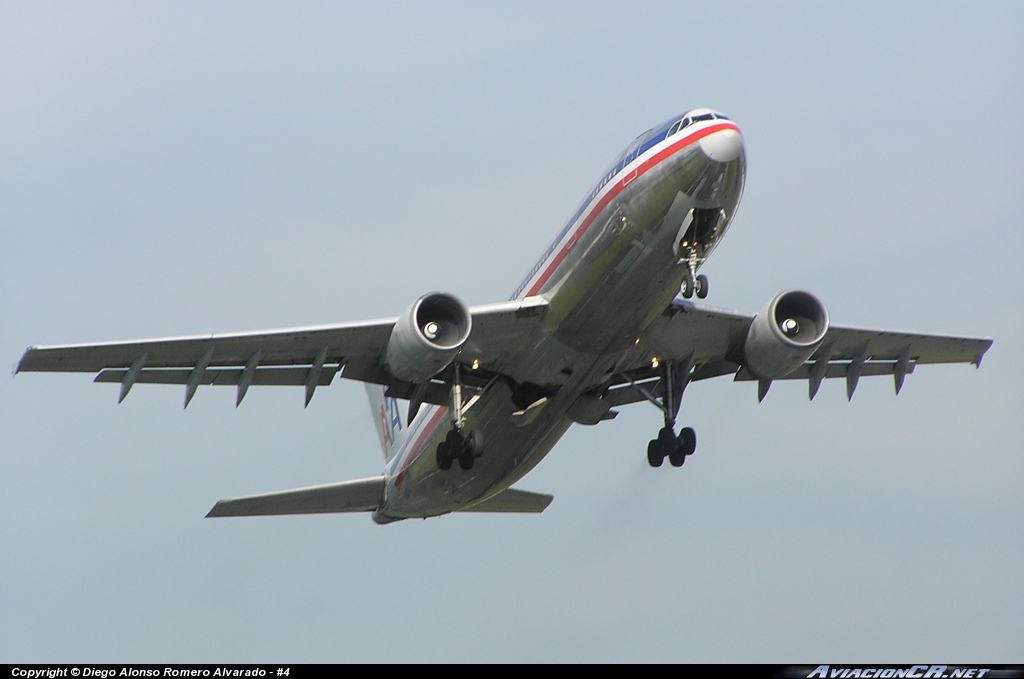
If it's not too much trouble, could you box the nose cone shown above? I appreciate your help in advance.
[699,127,744,163]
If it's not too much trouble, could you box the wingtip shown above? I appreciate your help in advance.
[14,348,33,376]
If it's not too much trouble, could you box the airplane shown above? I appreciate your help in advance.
[16,107,992,524]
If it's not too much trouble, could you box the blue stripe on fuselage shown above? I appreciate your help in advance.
[509,115,678,300]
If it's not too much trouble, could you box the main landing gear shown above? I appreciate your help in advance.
[624,358,699,468]
[647,425,696,467]
[436,362,484,471]
[436,428,484,471]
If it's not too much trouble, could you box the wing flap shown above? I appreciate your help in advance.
[94,365,341,387]
[818,325,992,366]
[206,475,386,518]
[733,360,916,381]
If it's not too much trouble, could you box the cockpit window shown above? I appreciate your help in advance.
[664,110,732,140]
[668,117,691,137]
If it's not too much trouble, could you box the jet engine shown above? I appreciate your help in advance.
[385,292,472,383]
[744,290,829,379]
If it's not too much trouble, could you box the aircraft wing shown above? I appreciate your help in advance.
[15,296,549,407]
[608,299,993,404]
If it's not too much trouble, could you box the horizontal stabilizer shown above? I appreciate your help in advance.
[206,475,385,518]
[457,487,553,514]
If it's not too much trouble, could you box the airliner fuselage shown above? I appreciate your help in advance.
[377,110,746,521]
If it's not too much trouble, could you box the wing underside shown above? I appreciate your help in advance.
[603,299,992,405]
[17,295,990,408]
[16,297,549,407]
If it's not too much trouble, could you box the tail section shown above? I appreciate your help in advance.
[206,476,386,517]
[365,383,409,462]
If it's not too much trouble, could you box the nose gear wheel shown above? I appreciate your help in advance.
[680,245,709,300]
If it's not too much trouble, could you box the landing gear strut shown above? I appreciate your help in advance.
[623,358,699,468]
[436,362,484,471]
[679,245,708,300]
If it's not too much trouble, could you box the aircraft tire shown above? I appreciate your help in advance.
[695,275,709,299]
[466,429,484,458]
[436,442,453,470]
[458,451,475,471]
[679,427,697,457]
[668,445,685,467]
[647,439,665,467]
[681,275,694,299]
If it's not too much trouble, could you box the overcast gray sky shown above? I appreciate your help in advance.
[2,1,1022,662]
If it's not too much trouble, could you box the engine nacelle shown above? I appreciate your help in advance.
[744,290,830,379]
[385,292,472,384]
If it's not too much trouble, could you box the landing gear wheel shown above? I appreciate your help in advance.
[453,429,483,471]
[647,439,665,467]
[446,428,463,450]
[436,441,452,470]
[649,426,675,467]
[681,274,694,299]
[679,426,697,457]
[438,429,463,471]
[466,430,484,457]
[695,274,709,299]
[668,445,686,467]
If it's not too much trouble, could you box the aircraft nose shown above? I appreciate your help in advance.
[699,126,744,163]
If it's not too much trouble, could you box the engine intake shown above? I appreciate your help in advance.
[744,290,829,379]
[386,292,472,383]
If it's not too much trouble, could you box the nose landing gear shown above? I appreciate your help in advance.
[679,245,708,300]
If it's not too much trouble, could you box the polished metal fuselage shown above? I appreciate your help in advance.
[377,116,746,521]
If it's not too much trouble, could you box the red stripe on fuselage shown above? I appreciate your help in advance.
[394,122,740,489]
[394,406,448,488]
[525,122,738,297]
